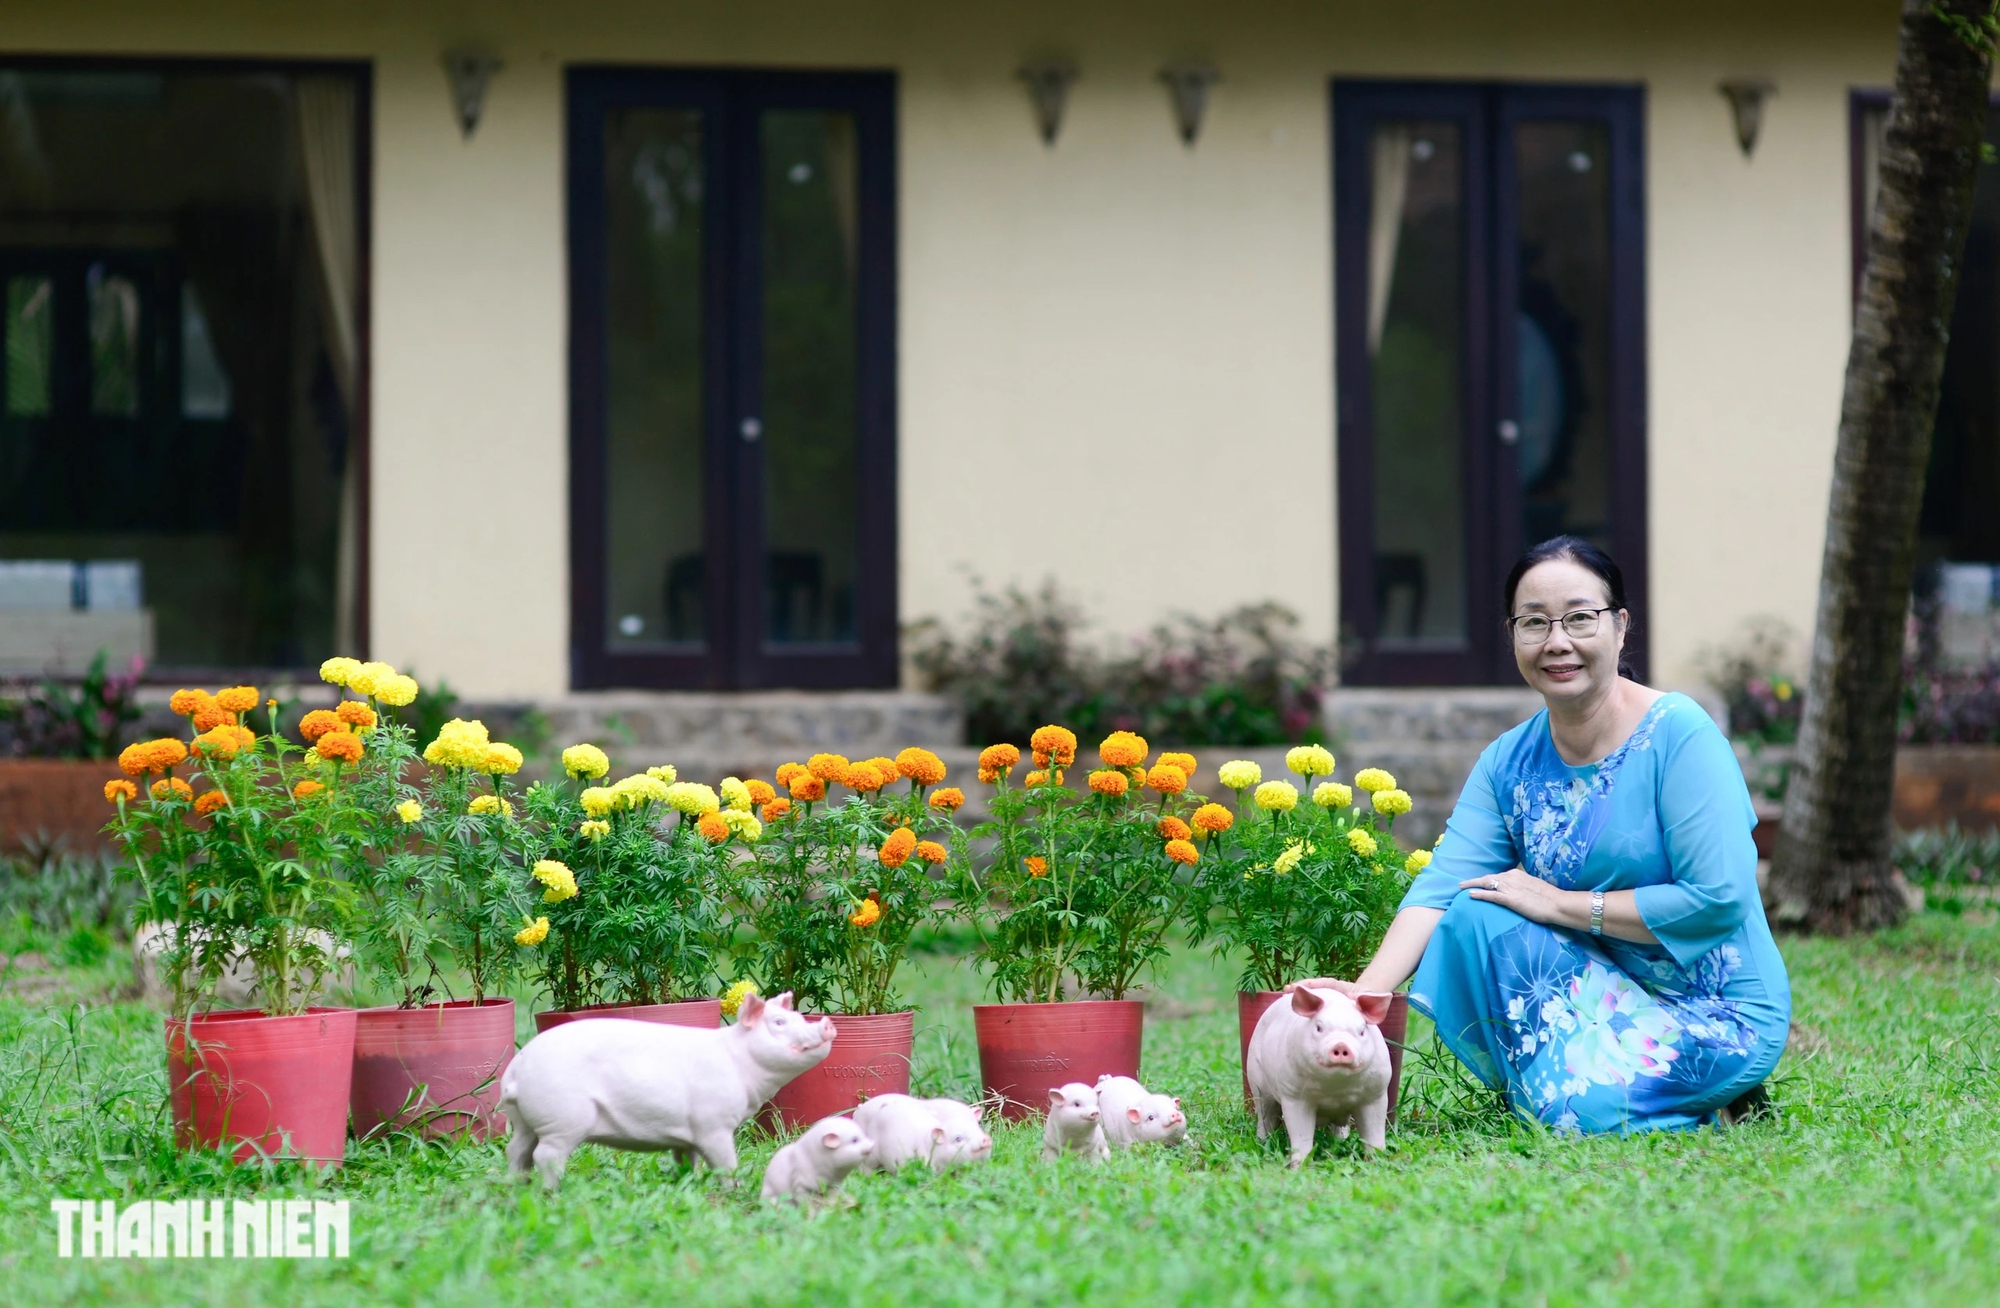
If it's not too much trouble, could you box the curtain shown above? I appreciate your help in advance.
[295,77,362,654]
[1366,124,1413,358]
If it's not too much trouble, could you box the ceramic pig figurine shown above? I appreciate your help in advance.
[760,1116,876,1206]
[1041,1082,1109,1162]
[1246,986,1394,1166]
[854,1094,991,1173]
[922,1098,994,1168]
[499,990,836,1190]
[1094,1075,1188,1148]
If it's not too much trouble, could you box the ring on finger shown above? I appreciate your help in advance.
[1485,878,1498,891]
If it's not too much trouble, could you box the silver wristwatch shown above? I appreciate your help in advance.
[1589,890,1605,937]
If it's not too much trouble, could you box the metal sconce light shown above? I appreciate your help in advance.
[1018,61,1078,146]
[1160,64,1220,146]
[1718,79,1775,157]
[442,46,503,139]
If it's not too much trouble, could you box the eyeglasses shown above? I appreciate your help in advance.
[1508,607,1616,644]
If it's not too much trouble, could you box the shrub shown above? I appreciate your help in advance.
[1696,618,1802,745]
[0,650,144,760]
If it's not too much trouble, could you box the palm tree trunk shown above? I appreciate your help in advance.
[1769,0,1994,932]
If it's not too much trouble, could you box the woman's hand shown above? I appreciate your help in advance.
[1460,868,1568,926]
[1283,977,1359,996]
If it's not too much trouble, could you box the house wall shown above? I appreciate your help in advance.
[0,0,1899,698]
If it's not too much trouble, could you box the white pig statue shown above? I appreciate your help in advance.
[499,989,835,1190]
[1040,1082,1109,1162]
[760,1116,876,1206]
[1094,1075,1188,1148]
[853,1094,993,1173]
[922,1098,994,1168]
[1245,985,1394,1166]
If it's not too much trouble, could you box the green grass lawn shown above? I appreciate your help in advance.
[2,913,1998,1307]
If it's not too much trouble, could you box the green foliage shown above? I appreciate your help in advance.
[0,845,133,945]
[1697,616,1802,745]
[0,649,144,760]
[386,765,537,1006]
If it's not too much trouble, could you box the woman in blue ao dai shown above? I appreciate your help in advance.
[1296,538,1789,1132]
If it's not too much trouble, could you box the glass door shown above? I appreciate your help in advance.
[1334,82,1646,685]
[568,69,896,689]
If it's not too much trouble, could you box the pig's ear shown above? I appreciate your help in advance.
[1172,1097,1182,1107]
[1126,1107,1143,1124]
[738,992,766,1025]
[969,1105,984,1122]
[772,990,797,1011]
[1353,992,1393,1026]
[931,1126,946,1145]
[1290,987,1325,1016]
[1048,1088,1067,1108]
[821,1131,845,1149]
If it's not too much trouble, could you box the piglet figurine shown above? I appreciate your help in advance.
[854,1094,992,1173]
[1245,986,1393,1167]
[499,990,835,1190]
[1094,1075,1188,1148]
[1041,1082,1109,1162]
[760,1116,876,1206]
[922,1098,994,1168]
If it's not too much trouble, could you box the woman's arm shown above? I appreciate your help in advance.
[1459,871,1659,944]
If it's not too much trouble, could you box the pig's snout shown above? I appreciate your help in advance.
[1318,1040,1359,1067]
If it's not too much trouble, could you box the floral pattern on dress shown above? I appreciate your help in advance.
[1504,698,1669,890]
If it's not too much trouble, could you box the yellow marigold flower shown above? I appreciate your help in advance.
[1254,780,1299,812]
[720,978,760,1019]
[807,753,851,783]
[1158,751,1197,778]
[1024,855,1048,877]
[978,744,1021,776]
[483,743,524,776]
[788,773,827,802]
[1165,838,1200,866]
[664,780,720,815]
[1272,841,1310,876]
[1191,802,1234,834]
[168,688,210,717]
[515,917,549,947]
[1354,767,1396,794]
[423,718,492,769]
[1030,725,1077,767]
[376,674,420,707]
[347,661,396,698]
[580,787,616,818]
[196,724,256,759]
[721,809,762,843]
[1147,764,1189,795]
[746,778,777,806]
[896,747,948,786]
[1313,782,1353,809]
[214,686,259,714]
[336,700,378,730]
[319,657,361,688]
[915,840,949,866]
[534,859,578,903]
[775,762,807,788]
[878,827,918,868]
[104,778,138,803]
[562,744,611,780]
[469,794,515,817]
[929,787,965,811]
[1088,769,1130,797]
[298,709,341,742]
[646,764,677,783]
[316,731,364,764]
[843,761,887,793]
[849,897,882,928]
[290,780,323,801]
[1097,731,1149,769]
[696,812,730,843]
[194,790,230,817]
[1286,744,1336,778]
[761,798,792,822]
[1217,759,1262,790]
[579,818,610,842]
[1347,828,1378,858]
[396,799,424,824]
[1372,788,1413,817]
[1405,849,1434,875]
[720,777,754,812]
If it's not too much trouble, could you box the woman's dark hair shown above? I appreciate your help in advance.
[1504,535,1635,677]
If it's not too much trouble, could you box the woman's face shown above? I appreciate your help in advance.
[1509,559,1626,704]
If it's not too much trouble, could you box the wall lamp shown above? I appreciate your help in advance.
[1718,79,1775,158]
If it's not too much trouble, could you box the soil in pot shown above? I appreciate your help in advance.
[167,1007,358,1167]
[350,999,516,1141]
[764,1010,915,1132]
[973,999,1144,1121]
[532,997,721,1034]
[1237,990,1411,1122]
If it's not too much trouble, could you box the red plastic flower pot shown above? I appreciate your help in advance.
[973,999,1144,1121]
[764,1010,915,1132]
[350,999,517,1142]
[166,1007,357,1168]
[531,997,721,1034]
[1238,990,1410,1122]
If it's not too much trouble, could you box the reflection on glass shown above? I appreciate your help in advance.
[5,276,52,416]
[180,284,233,419]
[604,108,706,648]
[1515,121,1612,550]
[761,109,859,645]
[87,264,141,417]
[1369,121,1466,646]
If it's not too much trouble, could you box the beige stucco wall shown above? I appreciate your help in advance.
[0,0,1901,697]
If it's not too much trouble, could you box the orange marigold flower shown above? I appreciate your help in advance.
[215,686,260,714]
[844,762,887,793]
[807,753,851,783]
[746,778,777,805]
[335,700,378,730]
[978,744,1021,774]
[299,709,342,742]
[1029,725,1077,767]
[104,778,137,803]
[895,747,948,786]
[1088,769,1130,797]
[696,812,730,842]
[1191,802,1234,834]
[194,790,230,817]
[788,773,827,802]
[168,689,211,717]
[1158,816,1192,841]
[316,731,365,764]
[978,767,1001,785]
[292,780,324,800]
[929,787,965,811]
[776,761,807,788]
[151,777,194,801]
[1146,764,1189,795]
[117,743,150,777]
[1024,855,1048,877]
[196,724,256,759]
[1164,838,1199,866]
[1158,751,1197,778]
[849,897,882,928]
[120,738,189,777]
[1024,771,1047,788]
[1097,731,1149,769]
[761,797,793,822]
[1129,765,1149,786]
[192,703,232,732]
[878,827,918,868]
[915,840,949,865]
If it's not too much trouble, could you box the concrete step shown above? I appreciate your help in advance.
[1323,687,1543,744]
